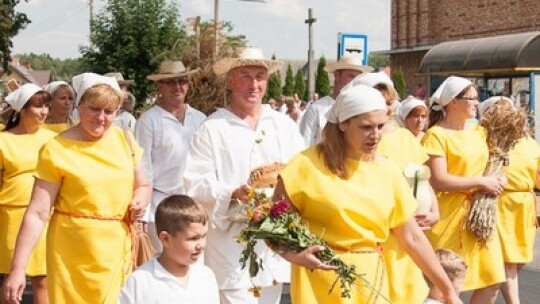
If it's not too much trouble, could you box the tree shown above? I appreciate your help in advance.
[368,53,390,71]
[80,0,186,107]
[293,68,306,101]
[0,0,30,71]
[16,53,85,82]
[282,63,294,96]
[315,55,331,97]
[392,68,407,100]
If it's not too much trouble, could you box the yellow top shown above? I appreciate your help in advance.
[498,136,540,262]
[378,126,428,171]
[42,122,72,134]
[0,123,5,131]
[280,146,416,303]
[36,126,143,303]
[377,125,429,303]
[0,128,56,206]
[422,124,505,290]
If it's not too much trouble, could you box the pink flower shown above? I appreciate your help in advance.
[270,199,290,218]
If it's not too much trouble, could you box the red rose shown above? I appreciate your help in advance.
[270,199,290,218]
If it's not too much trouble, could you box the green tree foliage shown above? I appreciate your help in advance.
[264,54,282,102]
[16,53,85,82]
[0,0,30,71]
[80,0,186,107]
[392,68,407,100]
[315,55,331,97]
[282,63,294,96]
[368,53,390,71]
[293,68,306,101]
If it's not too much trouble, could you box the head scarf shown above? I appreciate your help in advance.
[395,96,428,126]
[5,83,44,112]
[45,81,73,97]
[326,84,387,123]
[430,76,472,111]
[72,73,121,105]
[341,71,394,94]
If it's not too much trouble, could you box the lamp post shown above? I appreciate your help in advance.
[213,0,266,60]
[305,8,317,100]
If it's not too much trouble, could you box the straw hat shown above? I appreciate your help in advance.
[147,61,198,82]
[213,47,282,76]
[104,72,134,85]
[325,54,374,74]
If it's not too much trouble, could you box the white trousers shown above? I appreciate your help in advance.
[220,283,283,304]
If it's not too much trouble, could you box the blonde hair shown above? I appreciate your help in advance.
[318,122,348,178]
[425,248,467,287]
[78,84,123,109]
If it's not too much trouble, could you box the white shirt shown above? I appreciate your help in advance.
[423,298,444,304]
[298,95,334,147]
[184,105,305,289]
[118,258,219,304]
[113,111,137,133]
[135,105,206,222]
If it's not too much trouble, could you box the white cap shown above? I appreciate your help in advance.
[5,83,44,112]
[341,71,394,94]
[326,85,387,123]
[478,96,515,117]
[72,72,121,105]
[431,76,472,111]
[395,96,428,126]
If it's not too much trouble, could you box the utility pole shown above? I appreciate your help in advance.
[88,0,93,29]
[305,8,317,101]
[214,0,219,60]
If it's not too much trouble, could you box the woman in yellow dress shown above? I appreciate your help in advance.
[395,96,429,140]
[478,96,539,304]
[3,73,151,304]
[422,76,507,304]
[274,85,462,304]
[42,81,76,133]
[0,84,56,304]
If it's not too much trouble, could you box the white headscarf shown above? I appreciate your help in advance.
[341,71,394,94]
[72,73,121,105]
[430,76,472,111]
[5,83,44,112]
[478,96,515,117]
[45,81,73,97]
[395,96,427,126]
[326,84,387,123]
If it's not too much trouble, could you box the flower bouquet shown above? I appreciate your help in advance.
[465,99,527,245]
[236,192,388,301]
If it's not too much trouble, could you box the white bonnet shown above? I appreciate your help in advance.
[326,84,387,124]
[395,96,427,126]
[341,71,394,93]
[5,83,44,112]
[478,96,514,117]
[430,76,472,111]
[72,72,121,105]
[44,81,73,97]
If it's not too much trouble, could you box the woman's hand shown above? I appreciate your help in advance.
[414,211,439,230]
[2,269,26,304]
[480,175,507,196]
[281,246,338,271]
[231,184,252,203]
[129,199,146,222]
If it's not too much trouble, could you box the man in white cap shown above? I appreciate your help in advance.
[184,47,304,304]
[135,60,206,251]
[299,54,373,146]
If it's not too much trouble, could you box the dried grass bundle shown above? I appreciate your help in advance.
[465,99,527,245]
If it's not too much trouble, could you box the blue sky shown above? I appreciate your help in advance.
[12,0,391,61]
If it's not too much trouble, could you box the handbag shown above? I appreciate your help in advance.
[123,129,156,270]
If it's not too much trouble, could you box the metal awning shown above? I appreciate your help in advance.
[418,31,540,76]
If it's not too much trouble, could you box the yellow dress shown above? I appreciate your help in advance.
[497,136,540,263]
[280,146,417,304]
[42,122,72,134]
[35,127,142,303]
[0,123,5,131]
[421,125,505,290]
[378,126,429,303]
[0,128,56,275]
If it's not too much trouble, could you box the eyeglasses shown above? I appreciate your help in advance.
[161,78,189,86]
[459,96,479,101]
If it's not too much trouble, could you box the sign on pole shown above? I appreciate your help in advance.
[338,33,368,64]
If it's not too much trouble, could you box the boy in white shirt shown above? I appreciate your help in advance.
[424,249,467,304]
[118,195,219,304]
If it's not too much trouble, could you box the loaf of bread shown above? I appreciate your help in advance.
[247,162,285,188]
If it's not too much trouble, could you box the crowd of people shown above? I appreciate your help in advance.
[0,47,537,304]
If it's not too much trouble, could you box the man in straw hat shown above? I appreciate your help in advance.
[134,60,206,251]
[104,72,133,91]
[299,54,373,146]
[184,47,305,304]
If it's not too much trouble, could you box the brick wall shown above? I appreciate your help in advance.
[391,0,540,95]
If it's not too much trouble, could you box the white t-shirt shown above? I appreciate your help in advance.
[113,111,137,133]
[298,95,334,147]
[118,258,219,304]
